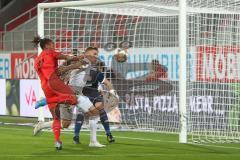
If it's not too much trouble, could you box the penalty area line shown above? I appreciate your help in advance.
[50,130,240,150]
[61,131,240,150]
[0,153,171,157]
[60,130,177,143]
[1,125,240,150]
[0,153,234,157]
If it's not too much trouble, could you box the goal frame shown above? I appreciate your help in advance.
[37,0,187,143]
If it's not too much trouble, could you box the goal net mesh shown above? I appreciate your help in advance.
[41,0,240,143]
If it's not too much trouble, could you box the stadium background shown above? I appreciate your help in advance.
[0,0,124,122]
[0,0,240,131]
[0,1,240,159]
[0,0,59,118]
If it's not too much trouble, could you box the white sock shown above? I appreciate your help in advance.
[89,118,98,143]
[41,121,53,129]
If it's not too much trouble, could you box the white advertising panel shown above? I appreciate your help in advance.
[20,80,51,118]
[0,79,6,115]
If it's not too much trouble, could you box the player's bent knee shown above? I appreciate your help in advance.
[61,119,71,128]
[94,102,104,111]
[89,107,100,116]
[77,95,93,112]
[72,95,78,104]
[66,95,77,105]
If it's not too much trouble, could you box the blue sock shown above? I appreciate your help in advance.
[35,98,47,109]
[74,113,84,137]
[100,109,111,135]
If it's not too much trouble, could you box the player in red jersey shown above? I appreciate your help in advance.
[32,36,84,150]
[145,59,168,82]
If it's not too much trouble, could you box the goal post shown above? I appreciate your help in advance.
[37,3,45,122]
[37,0,187,142]
[37,0,240,144]
[179,0,187,144]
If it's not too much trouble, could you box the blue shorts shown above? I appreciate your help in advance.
[82,88,103,106]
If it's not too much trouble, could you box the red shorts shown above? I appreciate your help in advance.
[42,72,77,109]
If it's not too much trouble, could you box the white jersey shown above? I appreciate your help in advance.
[68,64,94,112]
[69,69,87,88]
[68,58,91,88]
[69,63,91,91]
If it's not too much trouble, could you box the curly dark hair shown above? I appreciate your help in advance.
[32,35,52,50]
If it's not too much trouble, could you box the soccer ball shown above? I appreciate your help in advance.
[114,48,128,63]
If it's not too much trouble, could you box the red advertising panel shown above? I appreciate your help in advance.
[197,46,240,82]
[11,53,37,79]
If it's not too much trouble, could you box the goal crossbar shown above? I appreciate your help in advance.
[38,0,145,9]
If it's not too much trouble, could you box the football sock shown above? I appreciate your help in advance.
[100,109,111,135]
[52,119,61,142]
[74,113,84,137]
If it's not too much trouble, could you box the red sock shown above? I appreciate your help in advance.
[52,119,61,142]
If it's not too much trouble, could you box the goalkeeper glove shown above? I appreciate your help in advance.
[109,89,119,100]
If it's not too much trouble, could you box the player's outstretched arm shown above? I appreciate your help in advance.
[102,78,119,99]
[56,53,84,61]
[102,78,113,91]
[57,61,87,75]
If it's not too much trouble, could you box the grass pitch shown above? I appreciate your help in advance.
[0,124,240,160]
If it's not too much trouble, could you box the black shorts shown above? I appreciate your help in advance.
[82,88,103,106]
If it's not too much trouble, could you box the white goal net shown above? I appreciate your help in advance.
[38,0,240,143]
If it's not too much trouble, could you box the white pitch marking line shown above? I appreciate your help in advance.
[0,153,234,157]
[1,126,240,150]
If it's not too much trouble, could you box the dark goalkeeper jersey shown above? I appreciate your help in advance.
[82,66,104,92]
